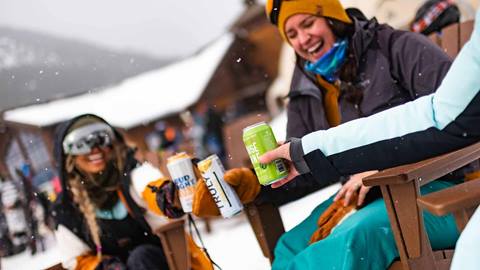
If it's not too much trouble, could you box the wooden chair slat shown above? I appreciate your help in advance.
[459,20,475,49]
[433,250,444,260]
[443,250,454,259]
[155,218,190,270]
[245,203,285,262]
[384,183,424,259]
[388,261,404,270]
[381,185,411,270]
[441,23,460,59]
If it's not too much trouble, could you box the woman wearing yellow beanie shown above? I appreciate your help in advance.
[254,0,466,269]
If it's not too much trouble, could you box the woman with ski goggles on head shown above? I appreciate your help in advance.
[191,0,480,269]
[52,114,212,270]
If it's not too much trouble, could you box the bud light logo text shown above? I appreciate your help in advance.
[173,175,194,189]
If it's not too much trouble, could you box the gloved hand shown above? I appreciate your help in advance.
[142,178,184,219]
[309,193,359,244]
[192,167,261,217]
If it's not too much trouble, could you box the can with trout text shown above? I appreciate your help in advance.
[197,154,243,218]
[242,122,288,185]
[166,152,197,212]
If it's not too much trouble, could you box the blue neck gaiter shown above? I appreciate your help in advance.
[304,38,349,83]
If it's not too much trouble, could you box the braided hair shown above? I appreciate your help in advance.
[65,139,128,258]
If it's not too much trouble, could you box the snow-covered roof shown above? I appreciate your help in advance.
[4,34,234,129]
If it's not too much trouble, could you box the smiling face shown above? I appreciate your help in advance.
[285,14,336,63]
[74,146,112,174]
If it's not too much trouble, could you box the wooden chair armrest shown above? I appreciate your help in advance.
[245,203,285,263]
[417,179,480,216]
[154,218,189,270]
[363,141,480,187]
[45,263,66,270]
[155,218,185,233]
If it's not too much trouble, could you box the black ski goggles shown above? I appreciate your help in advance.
[63,123,115,155]
[266,0,282,25]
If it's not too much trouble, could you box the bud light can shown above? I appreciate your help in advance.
[197,155,243,218]
[242,122,288,185]
[166,152,197,212]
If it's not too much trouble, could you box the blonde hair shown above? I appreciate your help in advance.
[65,140,128,258]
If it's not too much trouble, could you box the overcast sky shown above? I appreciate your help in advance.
[0,0,250,59]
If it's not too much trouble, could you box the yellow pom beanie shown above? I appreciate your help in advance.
[265,0,352,42]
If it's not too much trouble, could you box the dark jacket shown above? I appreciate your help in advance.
[258,16,454,205]
[52,114,162,262]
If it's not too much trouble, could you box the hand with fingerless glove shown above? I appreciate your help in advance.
[142,178,184,219]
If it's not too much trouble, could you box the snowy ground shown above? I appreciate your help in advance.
[1,184,340,270]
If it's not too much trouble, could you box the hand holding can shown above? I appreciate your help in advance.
[258,142,300,188]
[197,155,243,218]
[166,152,197,213]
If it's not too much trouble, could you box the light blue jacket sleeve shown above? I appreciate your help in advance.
[301,11,480,158]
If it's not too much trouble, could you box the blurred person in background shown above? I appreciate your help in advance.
[191,0,478,269]
[410,0,461,35]
[0,176,15,257]
[0,178,13,257]
[203,106,226,163]
[15,167,40,255]
[180,110,208,159]
[156,121,181,153]
[0,176,28,256]
[52,114,211,270]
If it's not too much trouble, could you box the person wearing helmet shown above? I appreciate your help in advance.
[193,0,478,269]
[52,114,212,270]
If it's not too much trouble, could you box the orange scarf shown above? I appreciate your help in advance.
[316,75,341,127]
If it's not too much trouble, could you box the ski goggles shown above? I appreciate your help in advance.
[266,0,282,25]
[63,123,115,155]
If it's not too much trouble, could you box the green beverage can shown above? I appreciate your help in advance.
[242,122,288,185]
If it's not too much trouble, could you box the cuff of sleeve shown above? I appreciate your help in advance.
[289,137,311,175]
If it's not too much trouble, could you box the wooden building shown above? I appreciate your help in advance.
[0,3,283,187]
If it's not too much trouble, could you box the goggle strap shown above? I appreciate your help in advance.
[270,0,282,25]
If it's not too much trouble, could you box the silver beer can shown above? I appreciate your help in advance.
[166,152,197,213]
[197,154,243,218]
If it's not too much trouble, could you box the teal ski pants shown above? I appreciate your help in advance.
[272,180,460,270]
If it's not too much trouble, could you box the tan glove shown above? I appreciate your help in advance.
[192,167,261,217]
[309,193,358,244]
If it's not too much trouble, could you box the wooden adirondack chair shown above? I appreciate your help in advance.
[245,19,476,269]
[362,141,480,270]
